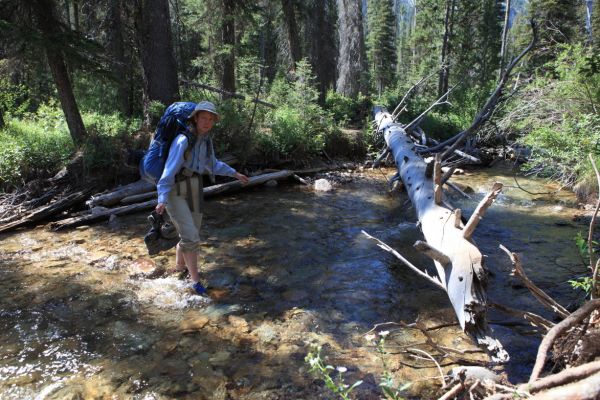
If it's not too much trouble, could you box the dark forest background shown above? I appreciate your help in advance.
[1,0,599,194]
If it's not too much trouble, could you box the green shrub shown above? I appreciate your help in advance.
[511,44,600,186]
[262,59,341,161]
[0,103,74,190]
[324,90,371,126]
[0,102,140,191]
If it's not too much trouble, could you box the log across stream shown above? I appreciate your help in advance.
[0,167,588,399]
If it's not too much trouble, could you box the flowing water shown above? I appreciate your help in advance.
[0,164,590,399]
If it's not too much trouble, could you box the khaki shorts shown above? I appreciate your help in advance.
[166,175,203,252]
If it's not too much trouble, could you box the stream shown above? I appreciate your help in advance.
[0,164,590,399]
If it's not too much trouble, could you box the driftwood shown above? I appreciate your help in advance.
[372,106,508,362]
[51,170,293,231]
[88,155,238,208]
[499,245,570,319]
[88,180,155,208]
[529,299,600,383]
[520,360,600,394]
[0,188,92,234]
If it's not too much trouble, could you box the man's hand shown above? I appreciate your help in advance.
[155,202,166,214]
[235,172,250,185]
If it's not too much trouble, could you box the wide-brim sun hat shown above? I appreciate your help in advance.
[188,101,220,121]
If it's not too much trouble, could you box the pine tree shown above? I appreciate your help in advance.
[366,0,397,95]
[525,0,584,68]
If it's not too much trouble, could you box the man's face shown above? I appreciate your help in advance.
[194,111,217,135]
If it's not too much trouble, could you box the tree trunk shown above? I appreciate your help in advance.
[499,0,511,75]
[53,171,294,231]
[107,0,131,116]
[221,0,236,96]
[336,0,368,97]
[32,0,87,146]
[438,0,455,97]
[135,0,180,108]
[374,106,508,362]
[307,0,336,102]
[281,0,301,68]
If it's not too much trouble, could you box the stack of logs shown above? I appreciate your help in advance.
[0,168,298,234]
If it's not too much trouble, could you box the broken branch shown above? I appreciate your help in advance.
[463,182,503,239]
[499,244,570,318]
[361,230,445,289]
[529,299,600,383]
[414,240,450,266]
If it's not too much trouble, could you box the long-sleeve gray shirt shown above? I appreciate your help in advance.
[157,134,236,204]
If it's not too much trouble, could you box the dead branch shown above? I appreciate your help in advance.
[414,240,450,266]
[529,299,600,383]
[434,154,443,205]
[463,182,503,239]
[499,245,570,318]
[588,153,600,299]
[361,230,445,289]
[404,83,458,132]
[454,209,462,228]
[439,20,537,160]
[520,360,600,394]
[180,80,275,108]
[445,181,472,199]
[529,371,600,400]
[390,68,445,122]
[0,188,92,234]
[52,171,294,231]
[406,348,446,388]
[489,302,554,332]
[441,166,456,185]
[438,382,465,400]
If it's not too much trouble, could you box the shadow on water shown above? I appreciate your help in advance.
[0,167,591,398]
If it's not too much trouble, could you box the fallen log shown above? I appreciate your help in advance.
[87,155,238,208]
[88,180,155,208]
[0,188,92,234]
[120,191,157,205]
[372,106,508,362]
[51,170,293,231]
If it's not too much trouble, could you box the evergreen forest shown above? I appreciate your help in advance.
[1,0,600,399]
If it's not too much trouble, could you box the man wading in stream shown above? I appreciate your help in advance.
[154,101,249,296]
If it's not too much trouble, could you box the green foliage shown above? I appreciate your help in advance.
[305,346,363,400]
[80,111,141,178]
[365,331,411,400]
[367,0,397,95]
[211,99,261,164]
[148,101,167,120]
[0,102,140,191]
[325,91,372,126]
[263,60,340,161]
[512,44,600,186]
[569,276,595,295]
[0,76,32,118]
[0,102,74,190]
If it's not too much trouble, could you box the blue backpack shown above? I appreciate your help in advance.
[139,102,197,184]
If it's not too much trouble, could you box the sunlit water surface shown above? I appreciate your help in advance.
[0,165,588,399]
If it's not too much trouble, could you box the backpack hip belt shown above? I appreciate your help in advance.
[175,168,204,212]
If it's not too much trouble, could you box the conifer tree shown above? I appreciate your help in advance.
[525,0,584,68]
[366,0,397,95]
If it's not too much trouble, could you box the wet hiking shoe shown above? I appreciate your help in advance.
[191,282,207,295]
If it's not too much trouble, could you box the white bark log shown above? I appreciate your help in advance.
[374,106,508,362]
